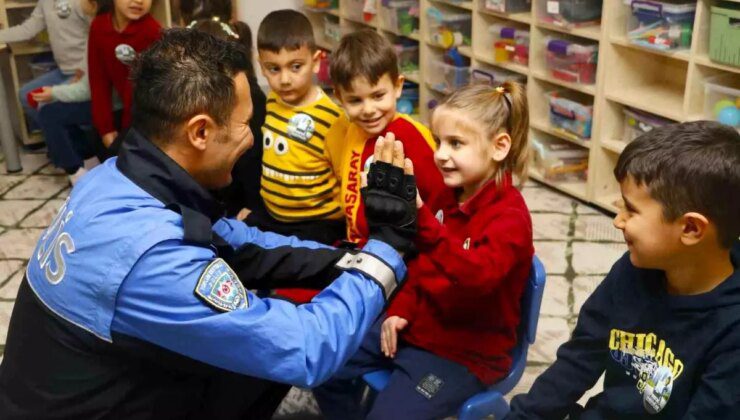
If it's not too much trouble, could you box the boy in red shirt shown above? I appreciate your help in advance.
[315,82,534,419]
[325,29,450,244]
[88,0,161,150]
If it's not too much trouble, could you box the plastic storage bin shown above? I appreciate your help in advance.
[395,41,419,73]
[622,107,674,143]
[380,0,419,36]
[471,66,527,86]
[427,7,472,48]
[538,0,602,28]
[709,3,740,68]
[546,90,594,139]
[397,81,420,114]
[625,0,695,51]
[704,74,740,129]
[531,136,589,181]
[428,56,470,94]
[490,24,530,65]
[481,0,531,14]
[323,15,342,44]
[545,37,598,84]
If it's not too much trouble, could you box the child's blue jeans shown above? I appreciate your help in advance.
[18,69,71,132]
[313,318,485,420]
[37,101,94,172]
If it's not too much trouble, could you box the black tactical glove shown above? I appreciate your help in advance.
[361,161,417,254]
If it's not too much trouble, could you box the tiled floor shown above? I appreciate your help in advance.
[0,151,627,417]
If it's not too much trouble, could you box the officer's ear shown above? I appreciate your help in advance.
[185,114,220,151]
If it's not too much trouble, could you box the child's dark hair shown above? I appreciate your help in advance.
[433,81,529,186]
[330,29,399,91]
[188,18,256,80]
[614,121,740,248]
[95,0,112,15]
[257,10,315,53]
[179,0,232,24]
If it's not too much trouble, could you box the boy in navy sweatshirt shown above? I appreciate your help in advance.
[508,121,740,419]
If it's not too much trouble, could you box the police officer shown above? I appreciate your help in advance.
[0,30,418,418]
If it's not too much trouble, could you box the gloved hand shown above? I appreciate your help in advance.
[361,136,417,254]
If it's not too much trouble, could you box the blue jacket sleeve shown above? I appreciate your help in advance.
[111,238,404,387]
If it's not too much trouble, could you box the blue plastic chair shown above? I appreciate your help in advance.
[363,255,547,419]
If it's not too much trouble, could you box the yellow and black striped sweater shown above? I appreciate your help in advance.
[260,90,346,222]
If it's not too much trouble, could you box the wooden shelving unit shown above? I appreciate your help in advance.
[304,0,740,214]
[0,0,173,147]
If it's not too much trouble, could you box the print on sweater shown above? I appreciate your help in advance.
[609,329,684,414]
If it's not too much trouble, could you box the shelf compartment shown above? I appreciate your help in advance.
[603,44,687,121]
[474,12,531,69]
[537,0,603,29]
[430,0,474,11]
[609,35,690,61]
[623,0,696,53]
[535,20,601,41]
[531,119,590,149]
[474,52,529,75]
[427,5,472,49]
[529,170,589,201]
[379,1,420,37]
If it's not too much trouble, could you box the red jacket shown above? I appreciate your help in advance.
[88,13,161,136]
[387,176,534,385]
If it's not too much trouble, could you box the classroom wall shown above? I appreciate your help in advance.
[236,0,303,89]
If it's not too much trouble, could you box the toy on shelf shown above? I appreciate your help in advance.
[395,39,419,74]
[546,90,593,139]
[482,0,531,14]
[704,74,740,129]
[427,7,472,49]
[397,81,419,114]
[345,0,376,23]
[625,0,695,51]
[545,37,598,84]
[709,2,740,68]
[428,48,470,94]
[303,0,338,10]
[538,0,602,28]
[622,107,674,143]
[380,0,419,36]
[531,136,589,182]
[490,24,529,65]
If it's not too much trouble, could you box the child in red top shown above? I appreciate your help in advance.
[315,81,534,419]
[88,0,161,148]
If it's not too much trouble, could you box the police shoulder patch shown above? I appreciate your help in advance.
[195,258,248,312]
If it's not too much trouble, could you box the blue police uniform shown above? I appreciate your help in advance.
[0,129,405,419]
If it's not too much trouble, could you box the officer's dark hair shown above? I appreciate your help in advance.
[614,120,740,248]
[131,29,250,144]
[257,10,316,53]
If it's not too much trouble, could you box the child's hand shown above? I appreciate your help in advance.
[236,208,251,221]
[380,315,408,358]
[70,69,85,83]
[31,86,53,104]
[102,131,118,148]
